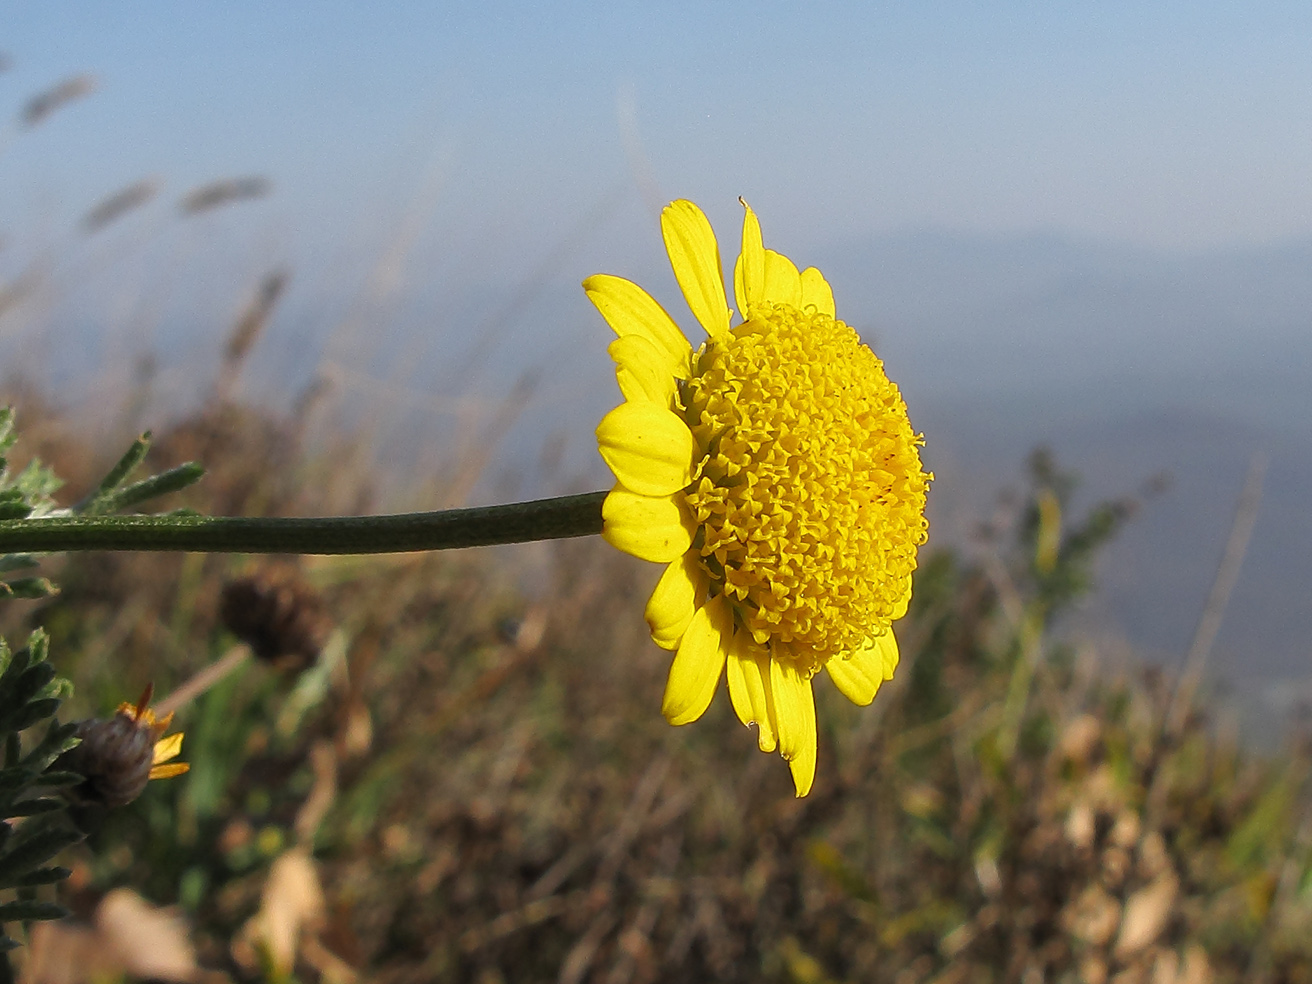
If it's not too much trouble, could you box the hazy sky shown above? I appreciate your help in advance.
[3,1,1312,449]
[5,1,1312,255]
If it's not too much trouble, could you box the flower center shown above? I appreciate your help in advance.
[683,303,930,672]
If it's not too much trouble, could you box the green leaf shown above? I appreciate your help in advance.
[7,699,62,734]
[0,579,57,601]
[12,459,62,512]
[30,771,81,789]
[20,722,80,773]
[0,556,36,575]
[0,408,15,456]
[0,661,58,731]
[2,799,62,819]
[0,770,34,791]
[18,662,54,692]
[0,824,82,882]
[0,900,65,923]
[1228,776,1293,871]
[24,630,48,665]
[13,866,69,887]
[76,433,152,514]
[0,648,29,687]
[99,462,205,513]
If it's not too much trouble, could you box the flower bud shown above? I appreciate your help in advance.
[59,687,188,808]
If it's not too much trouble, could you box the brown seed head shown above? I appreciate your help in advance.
[220,569,331,671]
[21,73,97,128]
[179,176,271,215]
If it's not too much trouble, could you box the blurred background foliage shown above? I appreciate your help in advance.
[1,371,1310,983]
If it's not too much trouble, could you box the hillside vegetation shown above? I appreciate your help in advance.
[0,387,1308,984]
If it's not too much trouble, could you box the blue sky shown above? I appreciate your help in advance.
[3,1,1312,437]
[5,1,1312,254]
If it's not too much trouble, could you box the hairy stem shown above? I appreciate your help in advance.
[0,492,606,555]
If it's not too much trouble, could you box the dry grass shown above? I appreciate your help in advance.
[0,387,1309,984]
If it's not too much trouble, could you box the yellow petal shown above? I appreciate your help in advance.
[825,639,885,706]
[877,629,900,680]
[149,762,190,780]
[725,639,777,752]
[602,487,694,563]
[771,659,818,797]
[662,594,730,726]
[583,273,692,373]
[891,574,913,620]
[596,402,695,497]
[787,712,817,797]
[609,335,677,405]
[646,551,704,650]
[761,249,802,310]
[733,197,766,319]
[152,732,184,765]
[799,266,835,318]
[661,200,729,338]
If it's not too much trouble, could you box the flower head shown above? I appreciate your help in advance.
[588,199,931,796]
[62,685,189,808]
[220,567,331,672]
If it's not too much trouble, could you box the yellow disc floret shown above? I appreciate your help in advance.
[684,302,930,673]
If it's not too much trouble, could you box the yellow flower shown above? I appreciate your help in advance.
[120,697,191,783]
[588,199,931,796]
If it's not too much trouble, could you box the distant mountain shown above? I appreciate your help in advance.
[813,228,1312,431]
[921,396,1310,681]
[803,227,1310,706]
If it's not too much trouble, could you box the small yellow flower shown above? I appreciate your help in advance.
[63,685,189,808]
[588,199,931,796]
[120,694,191,784]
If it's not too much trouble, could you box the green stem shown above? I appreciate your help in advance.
[0,492,606,555]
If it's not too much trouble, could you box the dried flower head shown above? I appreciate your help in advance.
[179,176,271,215]
[220,568,330,671]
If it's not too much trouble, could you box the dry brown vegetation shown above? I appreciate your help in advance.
[0,385,1309,984]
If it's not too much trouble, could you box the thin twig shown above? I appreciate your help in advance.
[1166,451,1266,737]
[155,646,251,716]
